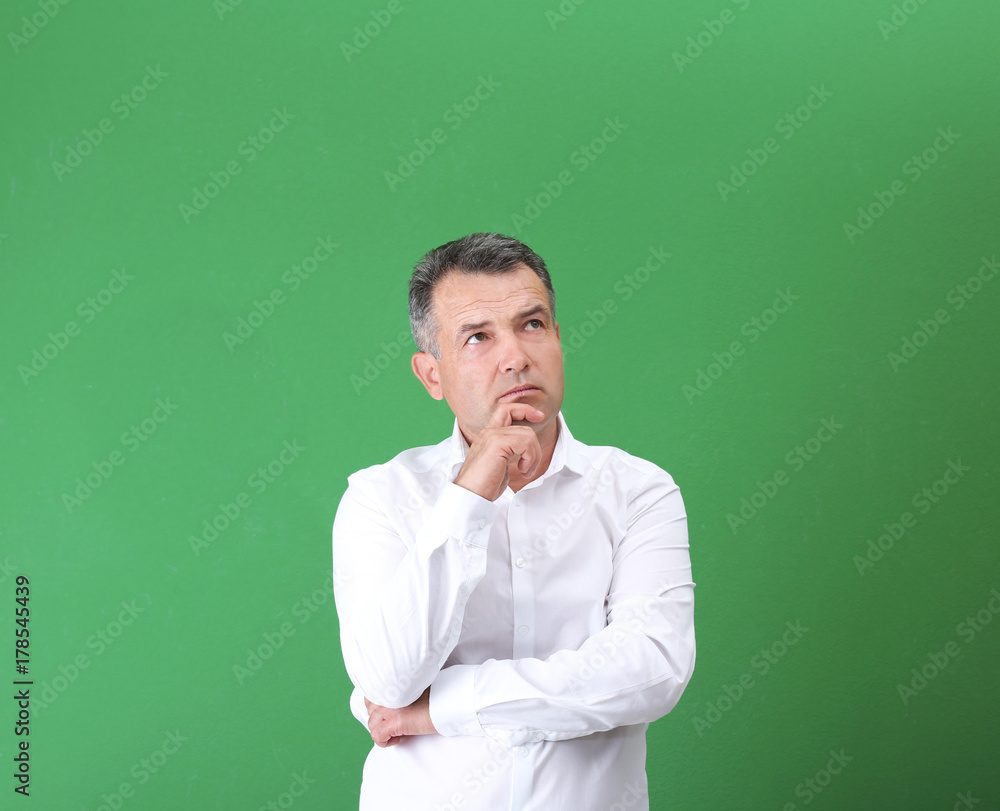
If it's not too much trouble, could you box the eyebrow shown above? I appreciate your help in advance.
[454,304,550,343]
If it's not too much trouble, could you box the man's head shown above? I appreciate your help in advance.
[409,233,564,444]
[409,233,556,359]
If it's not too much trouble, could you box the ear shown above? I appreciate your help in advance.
[411,352,444,400]
[555,321,560,341]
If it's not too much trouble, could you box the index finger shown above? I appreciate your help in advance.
[487,402,545,428]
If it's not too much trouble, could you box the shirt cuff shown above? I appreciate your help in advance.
[429,664,484,737]
[418,482,496,556]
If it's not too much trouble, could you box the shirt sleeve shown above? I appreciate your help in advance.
[428,466,695,748]
[332,474,496,709]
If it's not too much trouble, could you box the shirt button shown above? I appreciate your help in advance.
[477,519,486,530]
[518,746,528,757]
[534,732,544,742]
[517,625,529,635]
[515,557,526,568]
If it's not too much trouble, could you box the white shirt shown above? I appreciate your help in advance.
[332,412,695,811]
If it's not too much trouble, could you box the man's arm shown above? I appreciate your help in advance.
[426,466,695,749]
[333,402,546,711]
[332,476,495,709]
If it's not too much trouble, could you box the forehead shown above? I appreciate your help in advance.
[432,264,550,323]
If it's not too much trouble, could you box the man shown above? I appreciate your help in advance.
[332,233,695,810]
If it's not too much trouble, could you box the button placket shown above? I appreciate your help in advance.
[507,490,535,658]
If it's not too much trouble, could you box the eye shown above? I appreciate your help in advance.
[525,319,543,330]
[467,332,487,345]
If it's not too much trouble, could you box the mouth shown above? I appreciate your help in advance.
[500,385,540,400]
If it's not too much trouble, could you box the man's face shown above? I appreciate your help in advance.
[411,264,564,445]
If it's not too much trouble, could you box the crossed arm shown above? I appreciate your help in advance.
[332,462,695,749]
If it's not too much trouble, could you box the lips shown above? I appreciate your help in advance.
[500,385,539,399]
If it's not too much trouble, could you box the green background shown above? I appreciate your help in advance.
[2,0,998,808]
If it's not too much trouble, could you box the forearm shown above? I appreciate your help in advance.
[430,585,695,747]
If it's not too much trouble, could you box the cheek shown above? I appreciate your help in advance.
[543,346,564,372]
[445,365,488,403]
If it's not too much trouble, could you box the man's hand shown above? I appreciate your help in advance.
[364,687,437,748]
[454,403,546,501]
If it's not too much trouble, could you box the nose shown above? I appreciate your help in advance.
[497,330,529,374]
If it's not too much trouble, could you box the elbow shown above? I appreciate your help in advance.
[342,646,430,709]
[654,636,696,718]
[348,672,419,710]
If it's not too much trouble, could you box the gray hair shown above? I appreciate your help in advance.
[408,233,556,359]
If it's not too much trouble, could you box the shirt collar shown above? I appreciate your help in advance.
[446,410,587,481]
